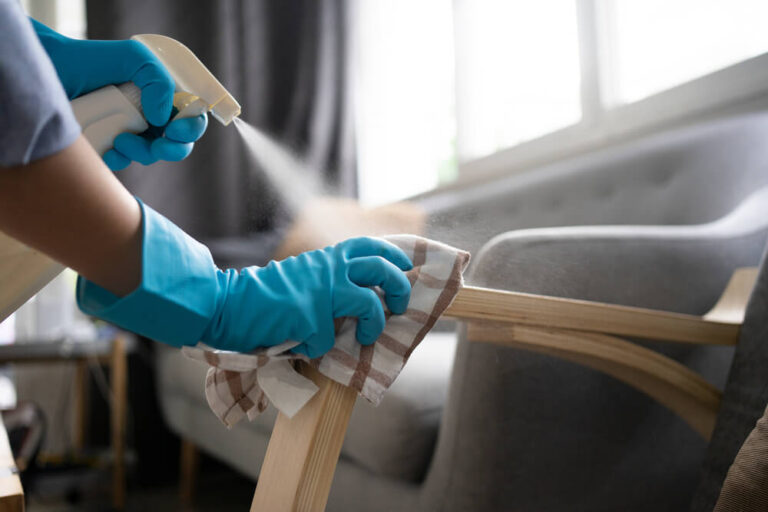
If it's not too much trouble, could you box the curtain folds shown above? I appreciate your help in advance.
[86,0,356,239]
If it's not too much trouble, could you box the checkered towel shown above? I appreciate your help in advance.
[183,235,470,427]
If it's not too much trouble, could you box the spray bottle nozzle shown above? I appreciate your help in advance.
[132,34,241,125]
[208,95,241,126]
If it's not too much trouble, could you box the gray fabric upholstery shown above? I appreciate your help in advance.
[414,191,768,512]
[692,247,768,511]
[343,332,457,481]
[424,112,768,259]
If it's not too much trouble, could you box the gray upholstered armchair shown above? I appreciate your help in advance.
[156,111,768,511]
[326,113,768,511]
[324,188,768,512]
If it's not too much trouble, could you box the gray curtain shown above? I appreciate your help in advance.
[86,0,356,242]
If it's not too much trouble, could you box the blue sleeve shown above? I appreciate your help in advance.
[0,0,81,166]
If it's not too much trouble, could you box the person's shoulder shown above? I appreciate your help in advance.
[0,0,28,24]
[0,2,80,166]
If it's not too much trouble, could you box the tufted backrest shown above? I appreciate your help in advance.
[421,111,768,258]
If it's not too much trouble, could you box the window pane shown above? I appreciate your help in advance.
[455,0,581,161]
[22,0,86,39]
[610,0,768,104]
[56,0,86,39]
[354,0,457,206]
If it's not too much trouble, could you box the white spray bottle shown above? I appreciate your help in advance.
[0,34,241,324]
[72,34,241,154]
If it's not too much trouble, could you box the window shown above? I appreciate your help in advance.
[22,0,86,39]
[353,0,456,206]
[351,1,768,203]
[606,0,768,105]
[455,0,582,161]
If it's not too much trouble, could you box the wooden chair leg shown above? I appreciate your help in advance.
[251,363,357,512]
[179,438,199,509]
[73,360,89,454]
[0,412,24,511]
[110,336,127,510]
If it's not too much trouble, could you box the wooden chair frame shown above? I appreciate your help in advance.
[248,267,757,511]
[0,412,23,512]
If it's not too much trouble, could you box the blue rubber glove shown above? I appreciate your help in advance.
[30,19,208,171]
[76,200,413,358]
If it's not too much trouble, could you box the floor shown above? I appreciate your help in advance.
[25,455,255,511]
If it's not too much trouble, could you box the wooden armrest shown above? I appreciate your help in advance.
[457,268,758,440]
[444,282,745,345]
[0,414,23,511]
[272,198,426,260]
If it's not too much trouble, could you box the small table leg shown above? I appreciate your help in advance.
[110,336,127,510]
[179,438,199,509]
[73,360,89,454]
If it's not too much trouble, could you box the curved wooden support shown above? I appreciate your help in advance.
[467,323,722,439]
[447,286,741,345]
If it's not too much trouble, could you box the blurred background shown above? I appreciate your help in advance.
[5,0,768,510]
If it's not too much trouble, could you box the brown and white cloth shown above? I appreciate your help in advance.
[183,235,470,427]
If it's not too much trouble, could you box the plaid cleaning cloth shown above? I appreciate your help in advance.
[183,235,470,427]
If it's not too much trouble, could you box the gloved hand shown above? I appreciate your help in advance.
[31,19,208,171]
[76,200,413,358]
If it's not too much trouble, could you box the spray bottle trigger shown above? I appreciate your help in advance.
[140,106,178,139]
[141,92,208,139]
[172,92,209,121]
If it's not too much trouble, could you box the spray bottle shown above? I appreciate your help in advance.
[72,34,241,154]
[0,34,241,324]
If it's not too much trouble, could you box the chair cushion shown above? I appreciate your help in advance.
[156,330,457,483]
[341,331,457,482]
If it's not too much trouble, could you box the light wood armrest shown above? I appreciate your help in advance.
[445,281,746,345]
[272,198,426,260]
[457,268,758,440]
[0,413,23,511]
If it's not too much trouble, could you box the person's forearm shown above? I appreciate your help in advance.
[0,135,141,296]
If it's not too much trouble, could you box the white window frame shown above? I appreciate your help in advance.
[448,0,768,189]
